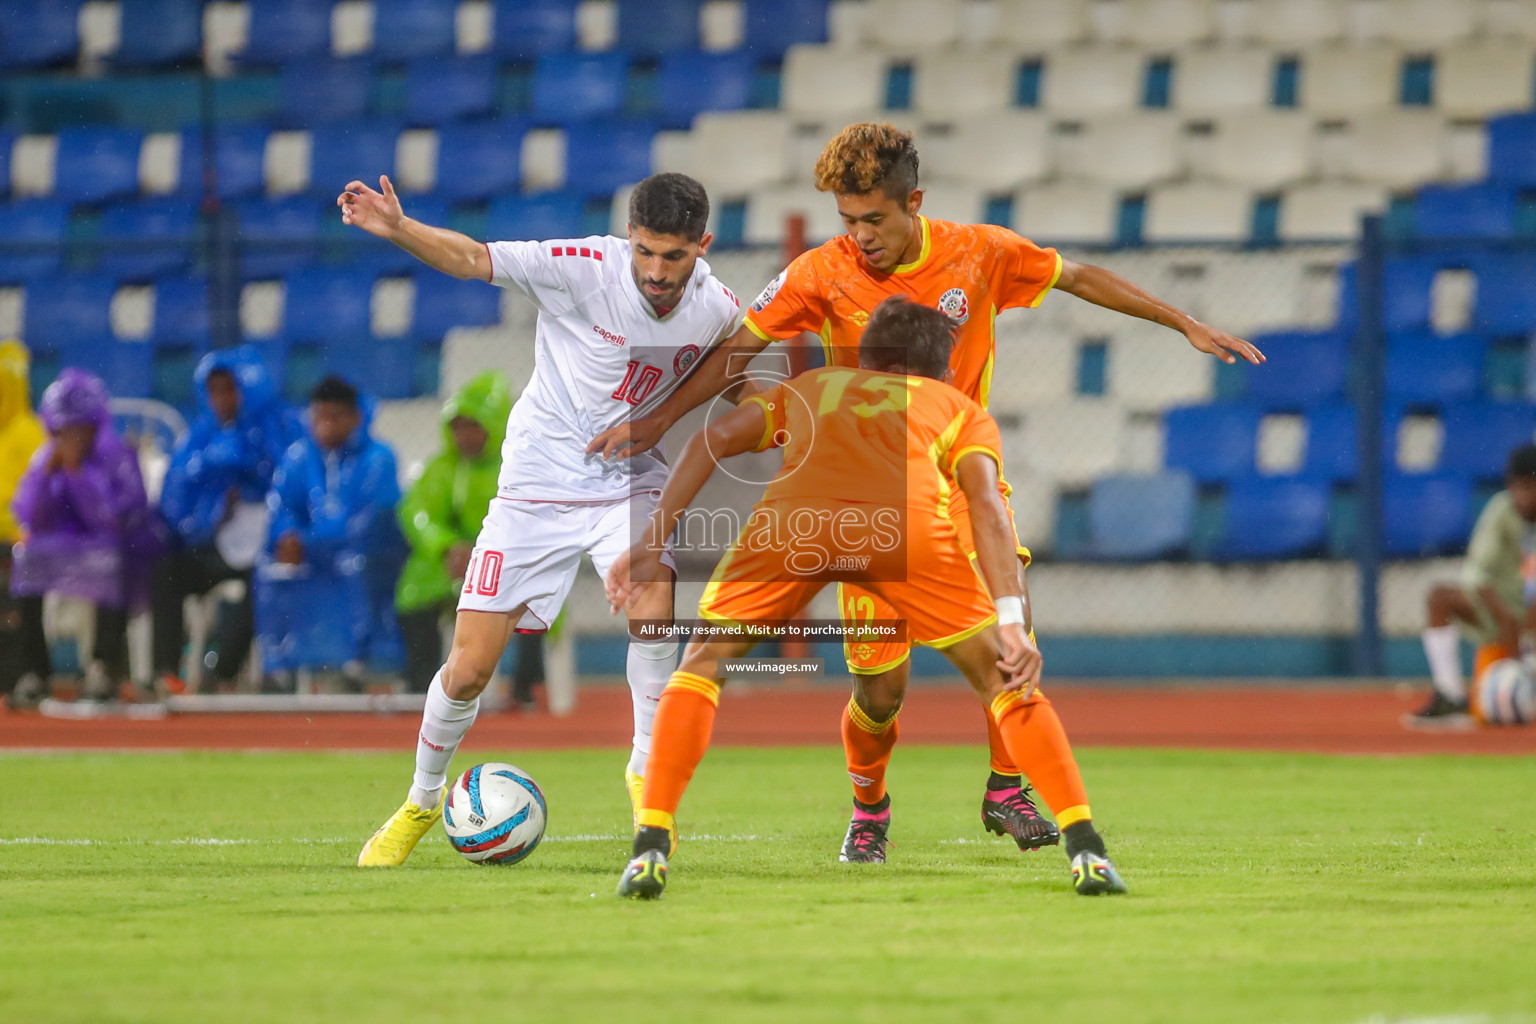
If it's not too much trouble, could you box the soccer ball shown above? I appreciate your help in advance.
[443,762,548,864]
[1472,658,1536,726]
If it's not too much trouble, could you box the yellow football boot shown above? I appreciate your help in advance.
[625,770,645,828]
[357,789,445,867]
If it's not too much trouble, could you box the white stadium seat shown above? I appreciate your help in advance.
[139,132,181,194]
[994,0,1090,49]
[519,128,566,192]
[1248,0,1347,45]
[1143,181,1254,243]
[1017,399,1127,488]
[997,459,1058,555]
[1012,181,1121,245]
[1107,323,1217,413]
[916,182,986,224]
[1204,111,1316,190]
[670,111,792,195]
[917,112,1053,192]
[263,131,310,194]
[1437,43,1536,119]
[1298,47,1399,117]
[1376,0,1476,46]
[1171,48,1275,113]
[864,0,963,52]
[744,185,845,246]
[1054,114,1184,189]
[1039,48,1145,117]
[1482,0,1536,41]
[781,44,888,116]
[9,135,57,197]
[1336,111,1449,188]
[990,316,1080,408]
[913,49,1016,116]
[1115,0,1217,47]
[1277,182,1389,240]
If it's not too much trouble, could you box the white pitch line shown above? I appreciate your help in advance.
[0,834,772,847]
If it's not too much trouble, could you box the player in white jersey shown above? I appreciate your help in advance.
[337,172,743,866]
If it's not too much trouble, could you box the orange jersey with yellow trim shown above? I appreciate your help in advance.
[742,216,1062,408]
[743,366,1003,521]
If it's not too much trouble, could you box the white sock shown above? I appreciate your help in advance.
[625,640,677,777]
[1422,625,1465,701]
[409,670,480,807]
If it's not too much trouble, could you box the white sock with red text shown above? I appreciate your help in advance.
[626,640,678,777]
[409,670,479,808]
[1421,625,1465,701]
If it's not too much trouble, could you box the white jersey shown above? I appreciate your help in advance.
[485,235,742,502]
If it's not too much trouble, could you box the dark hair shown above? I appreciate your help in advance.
[1508,443,1536,479]
[814,122,920,200]
[309,374,359,409]
[629,173,710,242]
[858,297,955,380]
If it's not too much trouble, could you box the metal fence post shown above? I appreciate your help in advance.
[1352,215,1386,676]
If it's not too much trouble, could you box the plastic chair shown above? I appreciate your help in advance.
[59,340,154,399]
[412,271,502,338]
[1164,403,1260,483]
[115,0,202,67]
[151,276,213,348]
[53,129,143,205]
[280,60,374,127]
[235,198,322,279]
[1384,472,1472,556]
[321,336,419,399]
[1439,402,1536,480]
[1243,330,1349,408]
[406,56,498,124]
[486,192,587,242]
[96,199,198,279]
[178,126,269,200]
[531,53,630,124]
[1472,253,1536,336]
[0,200,70,281]
[657,52,754,129]
[333,196,447,276]
[309,123,400,197]
[1414,182,1517,240]
[1087,471,1196,559]
[492,0,578,61]
[433,121,530,200]
[372,0,458,61]
[615,0,702,55]
[0,1,81,68]
[1216,477,1330,559]
[1300,404,1408,482]
[742,0,829,56]
[243,0,332,65]
[23,274,118,348]
[1485,112,1536,188]
[564,120,654,196]
[1385,331,1485,405]
[283,268,376,343]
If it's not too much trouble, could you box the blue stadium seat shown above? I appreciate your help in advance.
[1439,402,1536,480]
[433,121,529,200]
[179,126,269,200]
[373,0,458,61]
[1243,330,1348,408]
[284,268,376,343]
[1087,471,1196,559]
[235,198,322,278]
[1216,477,1330,559]
[406,56,497,124]
[1486,112,1536,189]
[280,60,374,127]
[657,51,754,128]
[322,336,419,398]
[243,0,332,65]
[492,0,578,60]
[0,1,81,68]
[96,199,198,279]
[152,276,212,347]
[115,0,202,67]
[412,271,502,338]
[486,191,586,241]
[1300,404,1407,481]
[59,340,154,399]
[1385,472,1472,556]
[742,0,829,56]
[53,129,143,205]
[1472,252,1536,336]
[0,200,69,281]
[1414,182,1517,240]
[22,275,117,348]
[1163,403,1260,483]
[0,129,12,197]
[616,0,702,55]
[310,124,400,196]
[564,120,654,195]
[531,53,630,124]
[1334,255,1466,335]
[1385,330,1485,405]
[334,196,448,275]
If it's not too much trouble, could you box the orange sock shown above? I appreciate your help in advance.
[636,671,721,835]
[842,697,900,805]
[984,705,1022,777]
[989,690,1091,829]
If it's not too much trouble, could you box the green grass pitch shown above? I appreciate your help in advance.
[3,745,1534,1024]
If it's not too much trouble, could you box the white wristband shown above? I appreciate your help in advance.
[995,596,1025,626]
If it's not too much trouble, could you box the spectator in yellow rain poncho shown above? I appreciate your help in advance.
[1,340,47,705]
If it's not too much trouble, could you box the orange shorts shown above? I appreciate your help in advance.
[841,480,1030,674]
[697,500,997,650]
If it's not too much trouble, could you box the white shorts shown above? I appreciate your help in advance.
[457,495,675,630]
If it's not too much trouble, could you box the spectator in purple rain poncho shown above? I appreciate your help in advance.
[9,369,162,703]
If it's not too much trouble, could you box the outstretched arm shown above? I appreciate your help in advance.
[338,175,491,281]
[955,451,1041,694]
[1055,258,1265,366]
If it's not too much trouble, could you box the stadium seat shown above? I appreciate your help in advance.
[564,120,654,196]
[1436,43,1535,119]
[372,0,459,61]
[1164,403,1260,483]
[0,1,81,68]
[58,340,153,399]
[912,50,1015,116]
[742,0,830,56]
[405,56,497,125]
[235,198,322,279]
[0,200,69,281]
[280,60,374,128]
[656,52,754,129]
[1143,182,1253,243]
[744,185,845,246]
[22,275,117,347]
[310,124,399,196]
[531,53,629,124]
[1248,0,1344,47]
[864,0,962,50]
[321,336,420,399]
[1105,324,1215,410]
[1336,111,1449,189]
[1379,0,1476,46]
[1114,0,1216,47]
[433,121,530,201]
[664,111,792,195]
[412,271,502,339]
[1278,182,1388,240]
[242,0,332,65]
[1207,112,1315,191]
[1386,331,1485,405]
[1485,112,1536,188]
[492,0,578,60]
[151,276,212,347]
[1012,182,1118,245]
[1471,252,1536,335]
[1413,182,1517,240]
[178,126,269,200]
[780,45,887,117]
[1217,477,1329,559]
[334,196,447,276]
[53,129,142,205]
[115,0,202,67]
[1384,472,1472,556]
[616,0,702,54]
[1087,471,1196,559]
[1040,48,1144,116]
[1169,48,1273,112]
[1299,48,1399,116]
[0,129,12,198]
[1335,255,1449,334]
[1301,403,1358,482]
[1439,402,1536,480]
[994,0,1089,48]
[96,199,198,280]
[283,268,375,343]
[1244,330,1349,408]
[485,191,587,241]
[1055,114,1183,189]
[918,113,1052,192]
[1018,399,1125,487]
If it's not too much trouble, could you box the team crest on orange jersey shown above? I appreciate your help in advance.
[849,310,869,325]
[938,287,969,324]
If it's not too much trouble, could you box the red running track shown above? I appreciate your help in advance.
[2,684,1534,756]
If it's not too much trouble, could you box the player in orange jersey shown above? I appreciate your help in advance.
[591,122,1264,858]
[606,298,1126,899]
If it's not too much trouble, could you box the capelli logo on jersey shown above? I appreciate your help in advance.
[593,325,627,347]
[938,288,970,325]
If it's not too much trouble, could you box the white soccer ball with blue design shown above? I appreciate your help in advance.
[1474,659,1535,726]
[443,762,547,864]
